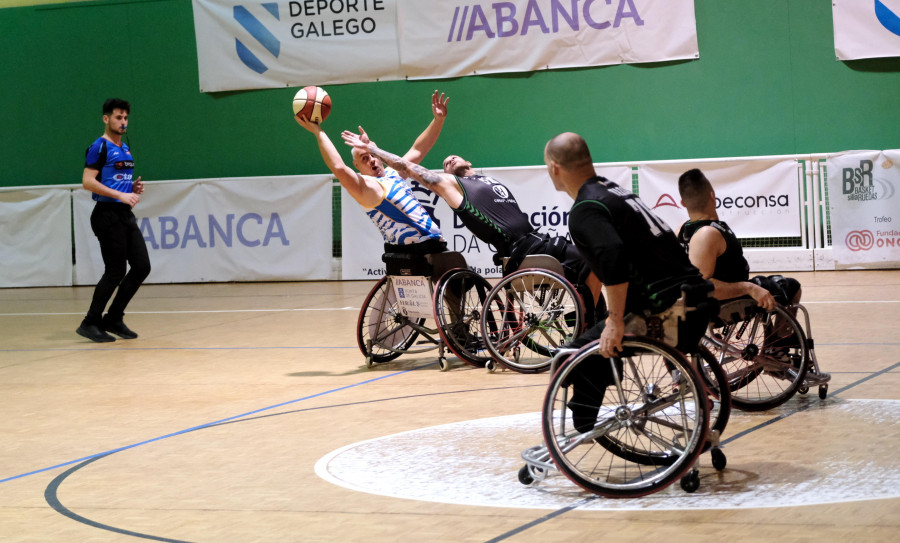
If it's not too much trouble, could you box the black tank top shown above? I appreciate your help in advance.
[678,219,750,282]
[453,175,535,256]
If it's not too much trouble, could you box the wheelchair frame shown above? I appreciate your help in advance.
[479,255,587,374]
[356,251,493,371]
[518,289,732,497]
[702,298,831,411]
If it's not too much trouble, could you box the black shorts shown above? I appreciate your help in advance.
[505,232,589,286]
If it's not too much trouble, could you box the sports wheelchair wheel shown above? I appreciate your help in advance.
[703,299,808,411]
[480,269,584,373]
[356,276,427,364]
[541,336,710,498]
[433,268,493,367]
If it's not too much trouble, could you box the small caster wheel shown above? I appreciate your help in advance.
[711,448,727,471]
[438,357,449,372]
[486,360,498,373]
[680,469,700,493]
[819,384,828,400]
[798,385,809,395]
[365,356,375,368]
[518,465,534,485]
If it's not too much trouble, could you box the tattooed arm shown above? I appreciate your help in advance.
[341,130,463,208]
[342,131,448,188]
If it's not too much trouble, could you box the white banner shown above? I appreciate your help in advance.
[192,0,697,92]
[637,159,802,238]
[0,189,73,287]
[192,0,402,92]
[399,0,699,79]
[833,0,900,60]
[340,165,633,280]
[74,175,332,285]
[825,150,900,269]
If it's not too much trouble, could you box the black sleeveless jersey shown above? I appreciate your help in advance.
[678,219,750,282]
[570,177,701,313]
[453,175,535,256]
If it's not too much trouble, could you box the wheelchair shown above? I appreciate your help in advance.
[478,255,587,374]
[356,251,493,371]
[518,283,732,498]
[702,297,831,412]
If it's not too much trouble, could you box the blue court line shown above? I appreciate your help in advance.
[0,366,425,484]
[1,346,356,353]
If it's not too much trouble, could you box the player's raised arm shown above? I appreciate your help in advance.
[402,90,449,165]
[342,130,448,188]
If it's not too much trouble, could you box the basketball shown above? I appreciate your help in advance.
[292,86,331,124]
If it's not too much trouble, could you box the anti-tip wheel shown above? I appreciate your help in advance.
[517,465,534,485]
[438,357,449,372]
[365,355,375,368]
[711,448,727,471]
[486,360,498,373]
[680,469,701,493]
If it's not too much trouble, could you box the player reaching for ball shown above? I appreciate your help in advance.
[340,133,607,325]
[295,90,449,256]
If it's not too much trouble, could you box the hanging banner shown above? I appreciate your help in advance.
[0,189,73,287]
[192,0,402,92]
[192,0,698,92]
[340,165,632,280]
[826,150,900,269]
[637,159,802,238]
[399,0,699,80]
[833,0,900,60]
[74,175,333,285]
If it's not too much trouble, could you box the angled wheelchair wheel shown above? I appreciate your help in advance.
[356,276,425,364]
[541,336,710,498]
[704,299,808,411]
[433,268,493,367]
[480,269,583,373]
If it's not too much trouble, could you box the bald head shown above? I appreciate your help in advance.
[544,132,597,198]
[544,132,594,171]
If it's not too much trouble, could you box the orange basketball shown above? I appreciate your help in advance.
[292,86,331,124]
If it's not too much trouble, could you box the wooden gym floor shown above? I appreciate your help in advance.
[1,270,898,542]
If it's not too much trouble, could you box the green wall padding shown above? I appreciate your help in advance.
[1,0,898,187]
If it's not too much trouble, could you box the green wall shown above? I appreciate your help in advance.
[1,0,898,187]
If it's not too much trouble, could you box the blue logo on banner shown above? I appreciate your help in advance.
[234,3,281,74]
[876,0,900,36]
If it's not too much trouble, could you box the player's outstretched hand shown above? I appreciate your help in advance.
[432,90,449,119]
[341,130,367,151]
[295,115,322,133]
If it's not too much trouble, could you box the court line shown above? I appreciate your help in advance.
[32,361,900,541]
[4,341,898,354]
[0,308,359,317]
[1,346,357,352]
[0,365,429,485]
[41,384,547,543]
[1,299,897,318]
[44,454,192,543]
[485,361,900,542]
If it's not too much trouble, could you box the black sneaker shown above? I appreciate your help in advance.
[76,320,115,343]
[102,319,138,339]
